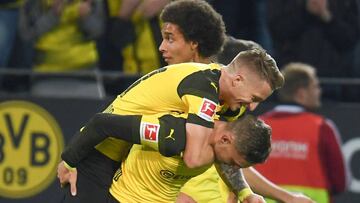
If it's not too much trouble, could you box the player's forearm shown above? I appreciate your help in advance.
[243,167,293,202]
[215,163,250,194]
[183,123,214,168]
[62,113,141,167]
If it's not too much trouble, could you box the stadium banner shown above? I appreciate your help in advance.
[0,96,107,203]
[0,96,359,202]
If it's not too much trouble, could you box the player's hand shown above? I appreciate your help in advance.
[227,191,238,203]
[137,0,169,18]
[287,193,315,203]
[57,161,78,196]
[242,193,266,203]
[79,0,92,17]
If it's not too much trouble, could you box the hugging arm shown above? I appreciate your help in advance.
[61,113,142,167]
[62,113,187,167]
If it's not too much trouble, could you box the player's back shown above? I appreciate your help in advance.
[112,62,221,115]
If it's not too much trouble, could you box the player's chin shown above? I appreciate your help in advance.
[229,105,239,111]
[164,58,173,65]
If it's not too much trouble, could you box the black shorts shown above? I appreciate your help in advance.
[60,149,121,203]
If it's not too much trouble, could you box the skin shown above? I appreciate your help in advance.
[210,121,251,169]
[159,23,211,64]
[218,66,271,111]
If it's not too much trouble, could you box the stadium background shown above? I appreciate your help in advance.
[1,0,360,202]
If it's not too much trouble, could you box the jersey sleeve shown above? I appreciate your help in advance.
[61,113,142,167]
[178,70,220,128]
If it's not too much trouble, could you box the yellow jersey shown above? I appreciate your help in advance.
[180,165,237,203]
[110,145,209,202]
[95,62,222,161]
[102,61,247,202]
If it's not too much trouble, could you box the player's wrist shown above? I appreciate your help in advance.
[63,161,76,171]
[238,187,254,202]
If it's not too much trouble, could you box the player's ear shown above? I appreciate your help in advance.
[232,73,244,88]
[190,41,199,51]
[220,133,232,144]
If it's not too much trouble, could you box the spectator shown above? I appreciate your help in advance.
[256,62,349,203]
[267,0,360,78]
[97,0,169,95]
[210,0,272,51]
[19,0,105,98]
[0,0,24,92]
[0,0,23,67]
[97,0,169,73]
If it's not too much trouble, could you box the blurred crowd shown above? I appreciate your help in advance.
[0,0,359,101]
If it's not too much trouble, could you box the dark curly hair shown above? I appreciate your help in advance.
[160,0,226,57]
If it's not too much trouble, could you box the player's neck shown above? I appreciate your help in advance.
[195,57,211,64]
[191,52,211,64]
[209,121,227,144]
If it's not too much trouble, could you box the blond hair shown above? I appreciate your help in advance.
[228,48,284,91]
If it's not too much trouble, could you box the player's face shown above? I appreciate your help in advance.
[213,139,251,169]
[212,127,252,168]
[159,22,198,65]
[223,67,272,111]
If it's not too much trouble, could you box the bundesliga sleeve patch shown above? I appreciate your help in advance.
[198,98,217,122]
[140,122,160,142]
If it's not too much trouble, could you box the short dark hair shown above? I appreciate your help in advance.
[160,0,226,57]
[215,36,263,65]
[227,114,272,164]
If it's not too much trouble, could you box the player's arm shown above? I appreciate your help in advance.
[58,112,186,196]
[61,113,143,167]
[243,167,315,203]
[183,123,214,168]
[181,107,219,168]
[216,113,313,203]
[178,71,220,168]
[62,113,187,167]
[215,163,265,203]
[215,107,260,202]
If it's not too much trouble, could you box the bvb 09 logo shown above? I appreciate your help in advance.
[0,101,64,198]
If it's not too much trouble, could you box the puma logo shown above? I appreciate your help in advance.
[165,129,175,141]
[210,82,218,93]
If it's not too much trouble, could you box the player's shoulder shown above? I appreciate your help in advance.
[167,62,215,71]
[177,67,220,98]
